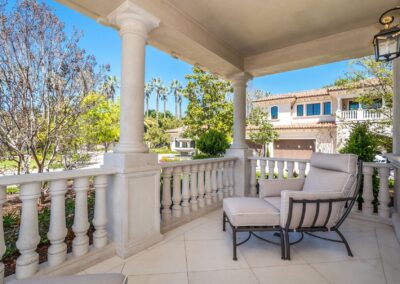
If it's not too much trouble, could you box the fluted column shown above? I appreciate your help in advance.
[161,168,173,218]
[362,166,374,215]
[249,159,257,197]
[197,164,206,207]
[190,165,199,211]
[0,186,6,282]
[93,175,108,248]
[47,180,68,266]
[378,167,391,218]
[72,177,90,257]
[172,166,183,217]
[205,163,212,205]
[16,182,41,279]
[109,2,159,153]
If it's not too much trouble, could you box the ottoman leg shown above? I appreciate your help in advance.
[284,229,291,260]
[223,212,226,232]
[280,230,285,260]
[232,226,238,261]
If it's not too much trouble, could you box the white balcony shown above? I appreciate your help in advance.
[338,109,385,121]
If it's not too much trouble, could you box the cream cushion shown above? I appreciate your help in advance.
[223,197,280,227]
[263,197,281,211]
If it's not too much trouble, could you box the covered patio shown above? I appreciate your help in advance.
[1,0,400,283]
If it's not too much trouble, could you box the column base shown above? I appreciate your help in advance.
[225,148,253,197]
[113,142,149,154]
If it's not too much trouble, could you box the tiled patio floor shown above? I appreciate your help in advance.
[81,210,400,284]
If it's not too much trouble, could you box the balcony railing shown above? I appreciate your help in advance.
[159,157,237,232]
[339,109,383,121]
[249,157,394,223]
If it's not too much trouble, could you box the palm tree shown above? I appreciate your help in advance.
[170,79,182,119]
[151,77,162,121]
[160,86,169,118]
[144,82,153,117]
[101,75,118,101]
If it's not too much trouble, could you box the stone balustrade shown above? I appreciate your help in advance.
[160,157,237,231]
[249,156,395,223]
[0,168,116,282]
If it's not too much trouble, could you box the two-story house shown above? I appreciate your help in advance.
[251,85,388,159]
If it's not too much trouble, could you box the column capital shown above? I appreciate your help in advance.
[228,72,252,86]
[107,1,160,38]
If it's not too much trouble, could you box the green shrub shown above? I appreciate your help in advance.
[196,129,229,157]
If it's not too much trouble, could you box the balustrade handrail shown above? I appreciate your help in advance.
[0,167,117,186]
[363,162,393,168]
[159,157,238,168]
[248,156,310,163]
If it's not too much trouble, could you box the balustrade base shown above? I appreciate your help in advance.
[392,212,400,243]
[349,211,392,226]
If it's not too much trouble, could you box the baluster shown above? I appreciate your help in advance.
[16,182,41,279]
[172,166,183,217]
[362,166,374,215]
[217,162,224,200]
[161,168,173,218]
[268,160,275,180]
[93,175,108,248]
[378,166,391,218]
[197,164,206,207]
[260,160,267,180]
[223,161,230,197]
[190,165,199,211]
[229,160,235,196]
[250,159,257,197]
[0,186,6,282]
[211,163,218,202]
[72,177,90,257]
[205,163,212,205]
[298,162,307,179]
[287,161,294,178]
[47,179,68,266]
[277,161,284,179]
[182,166,191,214]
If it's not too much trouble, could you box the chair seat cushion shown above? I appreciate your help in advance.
[264,196,281,211]
[223,197,280,227]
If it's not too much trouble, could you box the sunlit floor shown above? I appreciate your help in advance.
[80,209,400,284]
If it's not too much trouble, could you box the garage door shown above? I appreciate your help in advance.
[273,139,315,159]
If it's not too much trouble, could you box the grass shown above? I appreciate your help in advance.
[150,147,178,154]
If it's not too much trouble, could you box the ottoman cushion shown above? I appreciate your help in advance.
[223,197,280,227]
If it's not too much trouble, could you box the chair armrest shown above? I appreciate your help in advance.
[259,178,305,198]
[280,190,346,229]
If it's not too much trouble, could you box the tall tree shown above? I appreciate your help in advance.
[151,77,163,122]
[170,79,182,119]
[0,0,108,173]
[160,85,169,118]
[246,89,270,117]
[144,82,153,117]
[183,67,233,139]
[101,75,118,101]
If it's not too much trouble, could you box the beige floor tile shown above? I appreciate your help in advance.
[185,220,231,241]
[85,256,125,274]
[379,244,400,284]
[252,264,329,284]
[122,240,187,275]
[128,273,188,284]
[189,269,259,284]
[312,259,386,284]
[376,226,400,249]
[342,218,387,232]
[186,239,249,272]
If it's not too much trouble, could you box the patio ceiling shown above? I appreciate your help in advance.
[56,0,399,77]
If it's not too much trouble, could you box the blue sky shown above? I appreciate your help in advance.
[48,0,354,114]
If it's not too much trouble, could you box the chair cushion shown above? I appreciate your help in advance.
[310,153,358,174]
[263,197,281,211]
[13,274,127,284]
[303,167,354,193]
[223,197,280,227]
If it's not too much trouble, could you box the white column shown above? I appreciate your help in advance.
[228,160,235,196]
[93,175,109,249]
[211,163,218,202]
[190,165,199,211]
[197,164,206,207]
[182,165,191,214]
[72,177,90,257]
[205,163,212,205]
[161,168,173,218]
[109,2,159,153]
[230,73,252,149]
[249,159,257,197]
[378,167,391,218]
[393,58,400,212]
[47,180,68,266]
[16,182,41,279]
[260,160,267,180]
[287,161,294,178]
[362,166,374,215]
[223,161,230,197]
[268,160,275,180]
[172,166,183,217]
[217,162,224,200]
[298,162,307,179]
[0,186,7,282]
[277,161,284,179]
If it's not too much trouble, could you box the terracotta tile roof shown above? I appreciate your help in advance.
[253,88,329,102]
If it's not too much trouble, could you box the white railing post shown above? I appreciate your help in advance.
[287,161,294,178]
[260,160,267,180]
[198,164,206,207]
[47,179,68,267]
[16,182,41,279]
[205,163,212,205]
[229,160,235,196]
[378,166,391,218]
[172,166,183,217]
[217,162,224,200]
[211,162,218,202]
[277,160,284,179]
[190,165,199,211]
[182,165,191,215]
[72,177,90,257]
[298,162,307,179]
[268,160,275,180]
[161,168,173,218]
[0,186,6,282]
[223,161,230,197]
[93,175,108,249]
[362,166,374,215]
[250,159,257,197]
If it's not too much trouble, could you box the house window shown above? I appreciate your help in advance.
[349,101,359,110]
[297,105,304,116]
[372,99,383,109]
[271,106,278,119]
[190,141,195,148]
[175,140,179,148]
[306,103,321,116]
[323,102,331,115]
